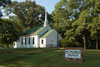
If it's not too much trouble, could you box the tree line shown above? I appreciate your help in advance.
[51,0,100,50]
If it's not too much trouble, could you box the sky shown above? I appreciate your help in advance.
[11,0,59,14]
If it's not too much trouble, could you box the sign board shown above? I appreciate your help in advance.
[65,48,82,63]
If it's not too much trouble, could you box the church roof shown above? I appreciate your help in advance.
[41,29,55,38]
[24,27,40,35]
[33,26,47,35]
[24,26,48,36]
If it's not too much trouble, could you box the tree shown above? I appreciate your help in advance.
[52,0,91,37]
[52,0,100,49]
[88,17,100,50]
[88,1,100,49]
[72,10,91,49]
[5,0,45,29]
[52,0,92,47]
[0,19,22,48]
[0,0,11,19]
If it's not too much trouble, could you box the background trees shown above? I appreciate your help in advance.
[5,0,45,29]
[52,0,100,49]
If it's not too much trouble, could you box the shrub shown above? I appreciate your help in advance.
[60,39,75,48]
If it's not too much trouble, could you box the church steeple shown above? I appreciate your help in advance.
[44,11,48,26]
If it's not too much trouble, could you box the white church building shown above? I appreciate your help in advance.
[13,12,62,48]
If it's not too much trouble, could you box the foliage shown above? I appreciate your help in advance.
[4,0,46,29]
[60,38,74,48]
[0,0,11,18]
[52,0,100,49]
[0,19,22,48]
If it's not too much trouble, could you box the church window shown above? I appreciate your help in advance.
[22,38,23,44]
[25,37,27,45]
[29,37,30,45]
[33,37,34,44]
[14,43,15,46]
[41,40,43,44]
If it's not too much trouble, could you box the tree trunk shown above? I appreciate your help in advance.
[83,35,86,50]
[96,38,98,50]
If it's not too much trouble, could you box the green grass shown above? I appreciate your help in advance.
[0,48,100,67]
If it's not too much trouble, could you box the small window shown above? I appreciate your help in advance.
[14,43,15,46]
[33,37,34,44]
[29,37,30,45]
[22,38,23,44]
[41,40,43,44]
[25,37,27,45]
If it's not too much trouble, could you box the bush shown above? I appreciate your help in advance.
[60,39,75,48]
[74,41,81,47]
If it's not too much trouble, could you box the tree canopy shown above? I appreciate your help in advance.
[5,0,45,29]
[52,0,100,49]
[0,19,22,48]
[0,0,11,19]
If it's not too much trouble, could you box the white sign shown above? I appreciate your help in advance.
[65,50,81,59]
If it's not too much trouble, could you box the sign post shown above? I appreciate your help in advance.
[65,48,82,63]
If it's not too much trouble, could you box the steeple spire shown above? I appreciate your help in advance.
[44,11,48,26]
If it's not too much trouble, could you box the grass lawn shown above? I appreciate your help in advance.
[0,48,100,67]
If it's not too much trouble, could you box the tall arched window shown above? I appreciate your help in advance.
[33,37,34,44]
[22,38,23,45]
[41,39,43,44]
[25,37,27,45]
[29,37,30,45]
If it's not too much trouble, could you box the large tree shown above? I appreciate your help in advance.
[88,1,100,49]
[0,19,22,48]
[5,0,45,29]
